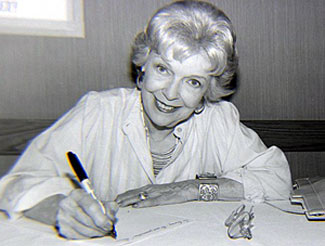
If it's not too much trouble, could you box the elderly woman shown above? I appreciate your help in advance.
[0,0,291,240]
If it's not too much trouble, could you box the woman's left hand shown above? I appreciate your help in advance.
[115,180,199,208]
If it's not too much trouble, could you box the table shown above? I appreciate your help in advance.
[0,200,324,246]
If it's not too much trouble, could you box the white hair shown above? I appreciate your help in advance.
[132,0,238,102]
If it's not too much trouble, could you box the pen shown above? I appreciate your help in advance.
[66,151,106,213]
[66,151,117,238]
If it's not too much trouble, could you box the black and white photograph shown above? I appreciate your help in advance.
[0,0,324,245]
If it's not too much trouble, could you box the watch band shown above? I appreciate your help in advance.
[196,174,219,201]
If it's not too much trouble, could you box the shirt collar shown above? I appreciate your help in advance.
[123,88,193,144]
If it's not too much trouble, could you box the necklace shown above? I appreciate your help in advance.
[151,138,179,176]
[139,96,181,176]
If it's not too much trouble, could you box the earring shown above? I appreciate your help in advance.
[194,104,205,114]
[136,67,145,88]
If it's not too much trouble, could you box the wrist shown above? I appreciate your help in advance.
[196,175,219,201]
[185,179,200,201]
[23,194,66,225]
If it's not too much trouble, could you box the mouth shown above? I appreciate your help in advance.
[155,98,180,113]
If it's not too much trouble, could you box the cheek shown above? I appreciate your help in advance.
[179,87,205,108]
[184,97,203,108]
[143,82,157,93]
[142,72,164,92]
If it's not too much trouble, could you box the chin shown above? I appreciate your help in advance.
[150,117,176,129]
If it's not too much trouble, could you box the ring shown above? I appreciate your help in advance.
[138,191,148,201]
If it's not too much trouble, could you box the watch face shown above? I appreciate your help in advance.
[199,183,219,201]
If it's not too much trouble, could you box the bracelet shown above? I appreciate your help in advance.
[199,182,219,201]
[196,174,219,201]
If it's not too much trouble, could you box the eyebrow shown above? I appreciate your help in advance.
[153,54,170,67]
[185,75,209,82]
[153,54,211,81]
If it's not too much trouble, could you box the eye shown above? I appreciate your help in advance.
[187,79,202,88]
[155,64,169,75]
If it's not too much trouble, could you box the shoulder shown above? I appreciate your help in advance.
[190,100,241,138]
[81,87,138,104]
[65,88,139,123]
[76,88,139,111]
[203,100,240,123]
[190,100,240,134]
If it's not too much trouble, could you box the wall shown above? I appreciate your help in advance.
[0,0,324,175]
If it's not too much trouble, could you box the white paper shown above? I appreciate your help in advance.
[0,206,192,246]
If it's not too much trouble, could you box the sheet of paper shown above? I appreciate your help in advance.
[0,206,192,246]
[0,215,68,246]
[74,206,192,245]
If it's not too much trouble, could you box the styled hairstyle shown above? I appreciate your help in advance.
[131,0,238,102]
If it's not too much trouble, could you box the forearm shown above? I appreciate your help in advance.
[193,178,244,201]
[23,194,66,225]
[216,178,244,200]
[166,178,244,202]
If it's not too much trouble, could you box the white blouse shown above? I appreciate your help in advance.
[0,88,292,218]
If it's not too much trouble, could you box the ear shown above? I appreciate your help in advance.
[136,76,143,89]
[136,67,145,89]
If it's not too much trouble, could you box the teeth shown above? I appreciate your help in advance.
[156,100,175,112]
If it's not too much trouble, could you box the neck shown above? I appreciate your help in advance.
[143,114,174,142]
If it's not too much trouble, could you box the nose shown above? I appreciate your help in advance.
[163,78,179,101]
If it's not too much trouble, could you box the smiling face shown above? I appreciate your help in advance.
[139,49,212,130]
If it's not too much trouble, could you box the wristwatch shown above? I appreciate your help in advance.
[196,174,219,201]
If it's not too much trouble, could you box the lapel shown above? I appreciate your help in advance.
[122,96,156,184]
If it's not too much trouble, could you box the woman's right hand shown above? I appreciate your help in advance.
[56,189,118,240]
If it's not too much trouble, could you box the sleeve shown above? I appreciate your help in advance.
[216,102,292,203]
[0,92,96,219]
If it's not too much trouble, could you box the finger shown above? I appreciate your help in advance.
[117,194,144,207]
[115,184,157,203]
[68,189,114,232]
[115,189,141,205]
[57,207,105,239]
[104,201,119,222]
[77,194,114,232]
[134,193,181,208]
[56,220,86,240]
[133,197,162,208]
[116,185,159,207]
[59,194,105,233]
